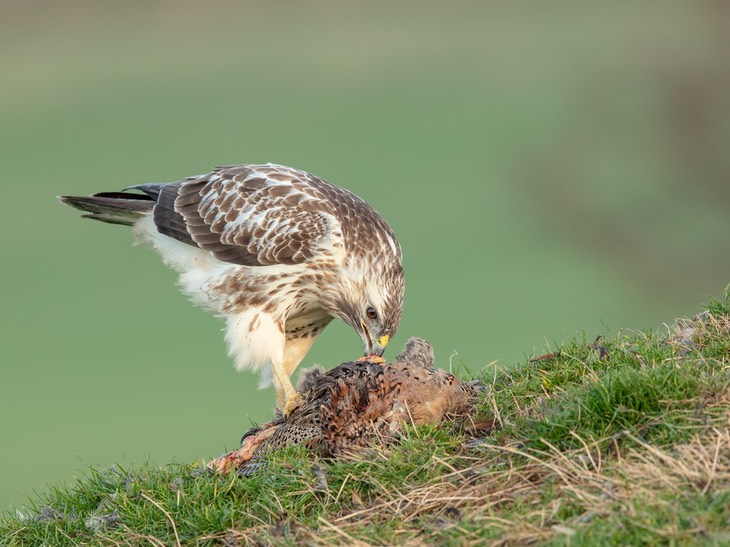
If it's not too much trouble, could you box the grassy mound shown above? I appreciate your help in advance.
[3,291,729,545]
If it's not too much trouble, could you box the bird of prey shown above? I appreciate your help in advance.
[60,163,405,416]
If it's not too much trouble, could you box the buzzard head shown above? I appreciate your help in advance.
[328,259,405,358]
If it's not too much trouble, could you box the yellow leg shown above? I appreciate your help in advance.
[271,336,319,416]
[272,359,303,416]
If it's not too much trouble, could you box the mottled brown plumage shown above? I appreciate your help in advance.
[60,163,405,415]
[148,164,400,270]
[209,338,478,476]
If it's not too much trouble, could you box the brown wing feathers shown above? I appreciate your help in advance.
[149,182,196,247]
[61,164,378,267]
[60,166,332,266]
[173,175,267,266]
[173,167,333,266]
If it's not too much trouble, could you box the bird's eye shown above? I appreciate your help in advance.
[366,306,378,320]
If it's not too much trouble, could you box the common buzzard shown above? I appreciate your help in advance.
[60,163,405,416]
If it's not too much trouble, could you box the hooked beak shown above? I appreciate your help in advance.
[361,324,389,357]
[372,334,389,357]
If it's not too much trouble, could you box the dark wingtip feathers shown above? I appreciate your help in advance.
[59,192,155,226]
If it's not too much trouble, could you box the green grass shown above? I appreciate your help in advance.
[3,290,729,545]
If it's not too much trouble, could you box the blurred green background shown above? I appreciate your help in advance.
[1,1,728,511]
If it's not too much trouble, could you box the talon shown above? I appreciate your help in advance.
[284,392,304,417]
[358,355,386,364]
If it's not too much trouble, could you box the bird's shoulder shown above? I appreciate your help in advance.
[187,163,399,259]
[203,164,336,206]
[153,164,348,266]
[191,163,376,221]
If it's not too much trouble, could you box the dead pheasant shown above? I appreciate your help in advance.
[209,338,478,475]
